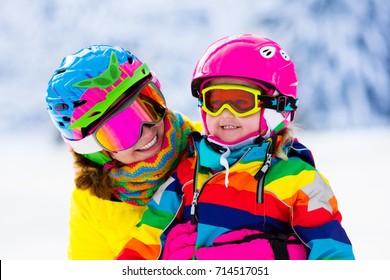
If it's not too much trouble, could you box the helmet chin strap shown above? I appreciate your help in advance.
[82,151,114,167]
[263,108,293,136]
[259,107,271,139]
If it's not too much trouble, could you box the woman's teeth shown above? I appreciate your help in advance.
[138,136,158,151]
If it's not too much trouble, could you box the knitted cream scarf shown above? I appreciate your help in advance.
[109,110,192,205]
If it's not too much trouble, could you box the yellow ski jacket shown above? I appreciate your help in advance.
[68,187,146,259]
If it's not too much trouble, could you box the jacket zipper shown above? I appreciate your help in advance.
[190,148,254,224]
[190,190,200,224]
[255,152,271,203]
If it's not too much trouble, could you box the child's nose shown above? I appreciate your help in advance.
[220,107,235,118]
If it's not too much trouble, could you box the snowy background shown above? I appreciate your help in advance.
[0,0,389,260]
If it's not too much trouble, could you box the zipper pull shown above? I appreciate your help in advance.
[255,153,271,180]
[262,153,272,172]
[190,191,199,225]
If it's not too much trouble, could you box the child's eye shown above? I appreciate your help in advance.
[234,99,251,110]
[210,100,223,110]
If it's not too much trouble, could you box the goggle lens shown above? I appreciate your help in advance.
[202,84,262,117]
[94,82,166,151]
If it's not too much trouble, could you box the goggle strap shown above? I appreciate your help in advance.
[259,95,298,112]
[62,134,102,154]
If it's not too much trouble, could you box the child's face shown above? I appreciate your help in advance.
[202,78,263,143]
[205,109,260,144]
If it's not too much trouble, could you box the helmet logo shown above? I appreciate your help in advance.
[260,46,276,58]
[72,51,121,89]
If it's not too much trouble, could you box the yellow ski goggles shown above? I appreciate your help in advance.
[201,84,264,117]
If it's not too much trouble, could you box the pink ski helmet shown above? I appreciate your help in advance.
[191,34,298,140]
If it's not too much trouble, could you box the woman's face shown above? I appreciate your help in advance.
[109,121,164,164]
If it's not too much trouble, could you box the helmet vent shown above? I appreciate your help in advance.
[63,116,71,122]
[73,99,87,108]
[280,50,290,61]
[55,69,66,74]
[260,46,276,58]
[55,103,69,111]
[128,56,133,64]
[89,111,101,118]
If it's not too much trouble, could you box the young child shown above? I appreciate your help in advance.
[46,45,201,259]
[116,34,355,260]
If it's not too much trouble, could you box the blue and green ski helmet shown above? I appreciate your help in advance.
[46,45,159,165]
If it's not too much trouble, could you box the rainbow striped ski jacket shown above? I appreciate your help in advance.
[117,132,354,260]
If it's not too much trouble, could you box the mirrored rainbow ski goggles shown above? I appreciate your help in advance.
[201,84,298,117]
[64,82,166,153]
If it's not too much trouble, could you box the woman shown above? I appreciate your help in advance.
[46,44,200,259]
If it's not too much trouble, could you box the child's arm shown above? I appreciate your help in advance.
[291,170,355,260]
